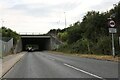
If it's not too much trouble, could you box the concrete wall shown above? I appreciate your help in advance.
[50,36,63,50]
[14,39,22,53]
[0,40,2,58]
[1,38,13,56]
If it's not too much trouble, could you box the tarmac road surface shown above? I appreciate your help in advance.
[3,51,119,79]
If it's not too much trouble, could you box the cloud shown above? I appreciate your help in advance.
[10,4,52,17]
[0,0,119,34]
[9,1,82,18]
[90,0,119,12]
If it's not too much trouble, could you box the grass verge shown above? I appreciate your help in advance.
[49,51,120,62]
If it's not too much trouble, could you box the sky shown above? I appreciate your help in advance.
[0,0,119,34]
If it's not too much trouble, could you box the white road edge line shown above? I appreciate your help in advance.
[51,58,55,60]
[64,63,105,80]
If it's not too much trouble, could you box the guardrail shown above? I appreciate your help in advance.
[19,32,42,35]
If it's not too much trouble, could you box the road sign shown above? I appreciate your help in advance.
[109,20,115,28]
[108,17,117,57]
[109,28,117,33]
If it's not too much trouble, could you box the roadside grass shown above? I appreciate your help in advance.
[49,51,119,62]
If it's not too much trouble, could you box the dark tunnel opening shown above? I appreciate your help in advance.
[21,37,51,51]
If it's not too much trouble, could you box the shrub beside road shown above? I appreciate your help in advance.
[48,2,120,57]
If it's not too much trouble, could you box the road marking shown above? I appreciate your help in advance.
[64,63,105,80]
[50,58,55,61]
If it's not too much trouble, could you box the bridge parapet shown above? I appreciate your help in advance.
[19,32,41,35]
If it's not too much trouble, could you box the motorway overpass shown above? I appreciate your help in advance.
[14,34,62,52]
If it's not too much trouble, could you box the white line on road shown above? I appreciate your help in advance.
[48,58,55,61]
[64,63,105,80]
[50,58,55,61]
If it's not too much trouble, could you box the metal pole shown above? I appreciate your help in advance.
[112,33,115,57]
[1,19,4,27]
[64,12,66,28]
[119,37,120,46]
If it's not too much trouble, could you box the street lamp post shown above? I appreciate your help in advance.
[64,12,67,29]
[1,19,4,27]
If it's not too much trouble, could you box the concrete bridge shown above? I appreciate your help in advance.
[14,34,63,53]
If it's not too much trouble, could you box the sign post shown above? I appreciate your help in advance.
[111,33,115,57]
[119,37,120,46]
[108,19,116,57]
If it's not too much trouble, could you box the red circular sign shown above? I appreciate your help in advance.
[109,20,115,27]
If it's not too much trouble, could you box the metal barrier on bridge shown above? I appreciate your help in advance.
[19,32,42,35]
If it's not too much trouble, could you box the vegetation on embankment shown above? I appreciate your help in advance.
[0,27,20,45]
[48,2,120,56]
[0,27,20,57]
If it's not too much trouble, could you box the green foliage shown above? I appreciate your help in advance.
[57,2,120,56]
[57,32,68,42]
[95,36,111,55]
[67,21,82,44]
[57,43,71,53]
[0,27,20,45]
[81,11,109,42]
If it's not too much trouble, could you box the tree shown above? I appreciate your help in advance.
[55,2,120,55]
[0,27,20,44]
[67,21,82,44]
[57,32,68,42]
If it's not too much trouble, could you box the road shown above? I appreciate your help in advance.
[0,59,2,77]
[3,51,118,79]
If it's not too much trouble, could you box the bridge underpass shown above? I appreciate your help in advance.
[21,35,51,51]
[14,34,62,53]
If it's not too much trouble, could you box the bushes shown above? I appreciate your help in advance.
[57,32,68,42]
[58,35,119,56]
[0,27,20,45]
[55,2,120,56]
[94,36,111,55]
[57,43,71,53]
